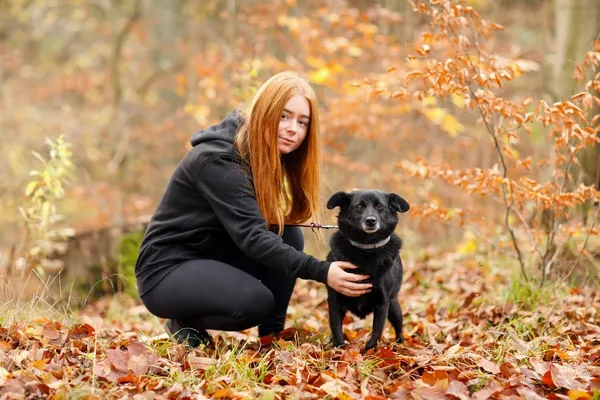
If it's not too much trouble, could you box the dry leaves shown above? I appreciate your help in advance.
[1,251,599,399]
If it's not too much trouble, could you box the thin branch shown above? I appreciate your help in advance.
[540,148,578,287]
[447,22,528,281]
[512,206,545,260]
[556,204,600,289]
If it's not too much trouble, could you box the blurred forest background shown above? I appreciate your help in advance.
[0,0,599,306]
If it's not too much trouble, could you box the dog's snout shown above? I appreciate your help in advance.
[365,216,377,226]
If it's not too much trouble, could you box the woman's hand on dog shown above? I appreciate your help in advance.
[327,261,372,297]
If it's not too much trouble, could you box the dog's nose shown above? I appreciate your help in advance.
[365,217,377,226]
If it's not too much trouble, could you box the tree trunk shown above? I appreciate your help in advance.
[149,0,186,71]
[552,0,599,191]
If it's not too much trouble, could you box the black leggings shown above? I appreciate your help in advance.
[140,227,303,337]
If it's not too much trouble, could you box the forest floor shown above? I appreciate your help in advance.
[1,249,599,399]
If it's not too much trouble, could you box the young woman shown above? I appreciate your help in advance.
[135,71,372,348]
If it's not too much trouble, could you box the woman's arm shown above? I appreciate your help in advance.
[194,153,330,283]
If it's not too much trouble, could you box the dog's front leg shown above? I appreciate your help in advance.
[327,295,346,347]
[365,301,390,351]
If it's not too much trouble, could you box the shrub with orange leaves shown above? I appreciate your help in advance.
[362,0,600,286]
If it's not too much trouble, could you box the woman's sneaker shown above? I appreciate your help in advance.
[164,319,215,349]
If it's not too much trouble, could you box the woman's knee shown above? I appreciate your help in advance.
[282,226,304,251]
[233,286,275,328]
[139,291,170,319]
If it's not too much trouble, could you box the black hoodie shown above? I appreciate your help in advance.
[135,109,331,297]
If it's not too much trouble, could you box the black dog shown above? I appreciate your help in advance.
[325,189,410,351]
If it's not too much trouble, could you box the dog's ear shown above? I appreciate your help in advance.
[388,193,410,213]
[327,191,352,210]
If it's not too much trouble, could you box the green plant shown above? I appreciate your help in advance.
[18,134,75,277]
[118,231,144,298]
[504,276,555,310]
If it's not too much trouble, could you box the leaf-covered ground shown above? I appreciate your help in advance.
[1,252,599,399]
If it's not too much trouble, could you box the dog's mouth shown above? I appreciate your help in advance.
[361,222,380,233]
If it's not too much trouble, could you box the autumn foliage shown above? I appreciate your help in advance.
[382,1,600,286]
[2,0,600,399]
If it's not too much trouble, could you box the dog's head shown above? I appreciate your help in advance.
[327,189,410,242]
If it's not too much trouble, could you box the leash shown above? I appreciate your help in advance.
[287,222,339,233]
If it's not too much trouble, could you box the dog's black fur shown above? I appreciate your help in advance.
[325,189,410,351]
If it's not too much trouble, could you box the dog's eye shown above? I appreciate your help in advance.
[356,204,364,210]
[376,204,384,211]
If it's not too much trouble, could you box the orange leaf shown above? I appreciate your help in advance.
[541,370,557,388]
[568,390,592,400]
[367,89,386,102]
[212,388,238,399]
[32,359,47,370]
[34,317,52,324]
[70,323,95,339]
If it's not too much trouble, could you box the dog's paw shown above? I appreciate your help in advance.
[395,336,405,344]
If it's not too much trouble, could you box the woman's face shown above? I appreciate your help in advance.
[268,95,310,155]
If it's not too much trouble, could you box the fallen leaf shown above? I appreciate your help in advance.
[188,356,217,371]
[422,368,450,389]
[107,349,129,373]
[213,387,239,399]
[42,324,60,341]
[517,387,547,400]
[446,380,470,400]
[472,385,502,400]
[548,364,585,390]
[70,323,95,339]
[412,386,446,400]
[32,359,46,370]
[568,389,592,400]
[127,354,149,376]
[476,357,500,374]
[24,382,50,398]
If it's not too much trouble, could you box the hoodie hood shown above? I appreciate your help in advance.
[190,109,245,147]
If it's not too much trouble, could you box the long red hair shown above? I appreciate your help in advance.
[234,71,322,235]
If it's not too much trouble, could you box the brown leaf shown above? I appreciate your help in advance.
[93,360,113,380]
[509,334,529,354]
[70,323,95,339]
[548,364,585,390]
[517,387,547,400]
[445,380,470,400]
[24,382,50,398]
[476,357,500,374]
[107,348,129,373]
[116,372,138,384]
[42,323,60,341]
[187,356,217,371]
[472,385,502,400]
[500,361,517,379]
[412,386,446,400]
[462,292,478,308]
[422,368,450,389]
[127,354,149,376]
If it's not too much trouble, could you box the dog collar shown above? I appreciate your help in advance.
[348,236,391,249]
